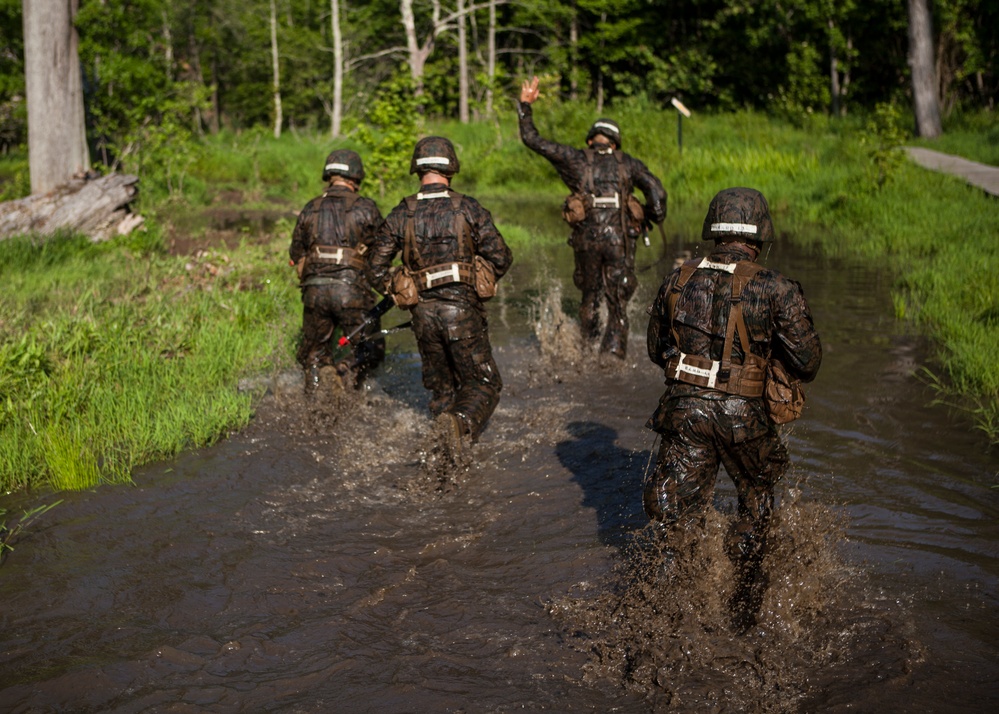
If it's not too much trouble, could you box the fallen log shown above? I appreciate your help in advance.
[0,172,144,242]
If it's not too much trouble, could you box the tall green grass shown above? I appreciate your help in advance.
[0,232,300,492]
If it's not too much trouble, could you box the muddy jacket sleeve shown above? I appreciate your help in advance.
[366,203,407,294]
[627,155,667,225]
[464,196,513,278]
[647,270,681,368]
[771,277,822,383]
[517,101,587,192]
[289,197,318,264]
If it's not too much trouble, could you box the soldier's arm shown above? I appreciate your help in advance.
[646,273,679,367]
[468,199,513,279]
[356,198,384,251]
[366,207,405,294]
[772,278,822,382]
[289,204,312,264]
[517,101,586,191]
[628,156,668,224]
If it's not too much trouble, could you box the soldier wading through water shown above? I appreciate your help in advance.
[368,136,513,457]
[517,75,667,359]
[289,149,385,393]
[645,187,822,632]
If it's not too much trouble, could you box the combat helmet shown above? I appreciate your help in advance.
[322,149,365,185]
[410,136,460,177]
[586,118,622,148]
[701,187,775,243]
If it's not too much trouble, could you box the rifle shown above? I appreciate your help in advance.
[338,296,397,347]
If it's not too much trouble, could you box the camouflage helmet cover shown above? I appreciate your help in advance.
[701,187,775,243]
[586,118,622,148]
[410,136,460,177]
[323,149,365,184]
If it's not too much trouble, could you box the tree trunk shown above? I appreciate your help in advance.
[270,0,282,139]
[331,0,344,137]
[22,0,91,196]
[485,0,496,115]
[907,0,942,138]
[458,0,469,123]
[569,9,579,101]
[0,173,143,241]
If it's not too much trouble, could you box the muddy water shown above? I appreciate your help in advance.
[2,223,997,712]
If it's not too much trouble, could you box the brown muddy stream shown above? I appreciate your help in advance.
[1,224,997,712]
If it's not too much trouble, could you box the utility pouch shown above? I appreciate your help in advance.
[473,255,497,300]
[387,265,419,309]
[626,194,645,228]
[561,193,588,226]
[765,359,805,424]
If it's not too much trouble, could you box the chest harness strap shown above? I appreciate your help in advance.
[664,258,767,398]
[403,190,477,291]
[309,190,368,271]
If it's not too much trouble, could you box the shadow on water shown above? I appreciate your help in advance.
[556,420,650,549]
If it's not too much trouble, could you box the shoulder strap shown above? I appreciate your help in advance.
[448,190,474,261]
[668,258,701,346]
[403,194,420,268]
[720,261,764,373]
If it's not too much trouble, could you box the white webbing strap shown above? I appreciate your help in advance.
[672,352,721,389]
[416,191,450,200]
[424,263,461,288]
[591,192,620,209]
[697,257,737,273]
[316,247,345,263]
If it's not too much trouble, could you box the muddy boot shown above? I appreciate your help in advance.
[304,364,321,396]
[318,365,345,396]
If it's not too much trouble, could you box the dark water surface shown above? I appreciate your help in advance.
[1,228,997,712]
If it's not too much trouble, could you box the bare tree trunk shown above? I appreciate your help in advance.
[458,0,469,123]
[23,0,91,195]
[907,0,941,138]
[270,0,283,139]
[163,9,174,82]
[569,9,579,101]
[331,0,344,137]
[485,0,496,115]
[401,0,442,97]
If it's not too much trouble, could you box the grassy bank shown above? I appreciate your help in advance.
[1,104,996,494]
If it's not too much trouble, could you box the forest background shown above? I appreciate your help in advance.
[0,0,997,495]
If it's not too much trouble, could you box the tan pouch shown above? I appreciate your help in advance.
[626,194,645,227]
[561,194,588,225]
[765,359,805,424]
[387,265,419,309]
[473,255,497,300]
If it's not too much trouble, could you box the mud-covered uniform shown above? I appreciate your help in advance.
[646,240,821,624]
[290,185,384,381]
[368,185,513,440]
[518,102,667,357]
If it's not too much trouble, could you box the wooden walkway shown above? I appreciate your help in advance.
[905,146,999,197]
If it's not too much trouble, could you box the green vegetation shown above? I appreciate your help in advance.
[1,103,997,495]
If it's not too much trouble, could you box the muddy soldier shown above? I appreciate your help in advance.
[289,149,385,391]
[517,75,667,359]
[645,187,822,632]
[368,136,513,453]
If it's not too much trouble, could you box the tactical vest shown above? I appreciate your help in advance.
[307,189,367,271]
[402,189,477,292]
[562,149,642,234]
[664,258,767,398]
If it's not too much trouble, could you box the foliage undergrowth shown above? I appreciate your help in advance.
[1,103,996,495]
[0,231,300,492]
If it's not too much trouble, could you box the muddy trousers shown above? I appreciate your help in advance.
[572,230,637,358]
[411,298,502,442]
[644,395,789,628]
[298,280,385,383]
